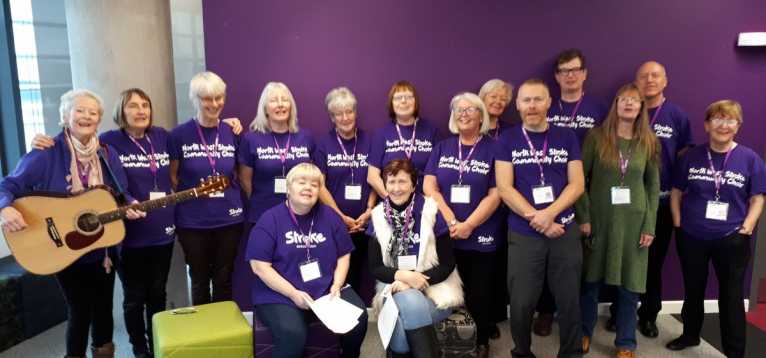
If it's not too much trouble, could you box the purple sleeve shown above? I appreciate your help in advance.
[365,216,376,237]
[0,150,49,208]
[368,129,385,169]
[307,135,317,165]
[672,151,690,191]
[566,130,582,161]
[313,140,328,174]
[494,131,512,162]
[488,149,497,188]
[167,128,182,161]
[246,222,277,262]
[104,146,135,204]
[748,152,766,196]
[332,212,354,256]
[678,112,694,149]
[433,211,449,237]
[237,132,254,168]
[424,141,441,175]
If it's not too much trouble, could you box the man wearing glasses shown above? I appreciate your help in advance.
[533,49,608,337]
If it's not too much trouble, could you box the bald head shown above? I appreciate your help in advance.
[635,61,668,102]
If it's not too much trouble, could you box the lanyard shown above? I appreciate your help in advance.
[706,146,734,200]
[395,121,418,159]
[286,201,316,261]
[521,127,549,185]
[273,133,292,177]
[194,120,220,175]
[649,99,665,126]
[491,122,501,140]
[75,160,91,186]
[618,143,634,186]
[126,131,159,189]
[457,135,482,184]
[384,195,415,244]
[335,129,358,184]
[558,94,584,123]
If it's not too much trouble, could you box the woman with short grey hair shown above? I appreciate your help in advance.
[478,79,513,139]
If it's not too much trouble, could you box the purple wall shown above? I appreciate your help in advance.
[202,0,766,304]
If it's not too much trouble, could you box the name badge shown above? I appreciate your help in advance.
[532,185,554,204]
[274,177,287,194]
[208,191,225,198]
[450,185,471,204]
[705,200,729,221]
[397,255,417,271]
[299,259,321,282]
[149,191,166,200]
[345,184,362,200]
[611,186,631,205]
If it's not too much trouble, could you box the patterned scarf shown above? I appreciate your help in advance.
[65,128,103,193]
[385,194,416,267]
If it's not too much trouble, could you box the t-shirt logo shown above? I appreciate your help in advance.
[119,152,171,168]
[256,146,311,160]
[436,156,491,175]
[285,231,328,248]
[652,123,674,139]
[326,153,369,168]
[181,143,236,159]
[384,139,433,154]
[165,225,175,236]
[687,167,746,188]
[511,148,570,165]
[228,207,243,217]
[548,114,597,129]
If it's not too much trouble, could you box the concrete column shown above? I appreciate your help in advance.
[64,0,178,131]
[65,0,188,308]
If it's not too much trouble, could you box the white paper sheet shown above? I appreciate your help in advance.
[308,292,364,334]
[376,285,399,350]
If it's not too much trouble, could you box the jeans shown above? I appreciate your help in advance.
[56,258,116,357]
[581,281,638,351]
[387,288,452,354]
[117,242,174,355]
[177,223,243,305]
[255,287,368,358]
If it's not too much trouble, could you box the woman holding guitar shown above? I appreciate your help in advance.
[0,89,145,358]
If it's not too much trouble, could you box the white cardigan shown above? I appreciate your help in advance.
[370,196,464,312]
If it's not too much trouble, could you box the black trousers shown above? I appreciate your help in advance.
[454,249,495,345]
[117,242,174,355]
[492,222,510,323]
[346,231,372,304]
[677,231,751,358]
[638,203,674,322]
[177,223,243,305]
[56,257,116,357]
[508,227,583,358]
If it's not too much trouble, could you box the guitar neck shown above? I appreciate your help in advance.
[98,187,200,223]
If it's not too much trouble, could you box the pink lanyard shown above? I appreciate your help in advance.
[558,95,584,123]
[75,160,91,186]
[649,99,665,127]
[273,133,292,177]
[384,196,414,238]
[286,201,316,261]
[194,120,220,175]
[335,130,358,184]
[492,122,501,140]
[126,131,159,188]
[706,146,734,200]
[395,121,417,159]
[457,135,482,185]
[521,127,549,185]
[618,144,634,186]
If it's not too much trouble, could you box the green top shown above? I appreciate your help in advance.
[575,132,660,293]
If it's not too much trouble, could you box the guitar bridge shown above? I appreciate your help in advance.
[46,217,63,248]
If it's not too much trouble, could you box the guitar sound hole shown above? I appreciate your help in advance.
[77,213,101,233]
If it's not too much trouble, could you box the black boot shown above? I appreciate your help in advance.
[405,326,439,358]
[388,350,412,358]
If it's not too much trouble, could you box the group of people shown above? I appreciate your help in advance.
[0,48,763,358]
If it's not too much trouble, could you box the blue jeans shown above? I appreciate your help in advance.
[388,288,452,354]
[581,281,638,351]
[255,287,368,358]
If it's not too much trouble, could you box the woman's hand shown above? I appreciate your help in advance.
[525,209,555,233]
[340,214,357,232]
[0,207,27,232]
[289,289,314,309]
[639,234,654,248]
[31,134,55,150]
[738,224,753,236]
[395,270,430,290]
[390,280,411,293]
[579,223,592,237]
[222,117,243,135]
[450,222,474,239]
[124,202,147,220]
[330,283,344,298]
[354,209,372,231]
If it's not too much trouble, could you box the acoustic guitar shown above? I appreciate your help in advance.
[1,175,229,275]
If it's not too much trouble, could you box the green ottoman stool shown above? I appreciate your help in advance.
[153,301,253,358]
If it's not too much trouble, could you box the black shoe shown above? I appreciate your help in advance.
[489,324,501,339]
[666,336,700,351]
[605,316,616,332]
[638,320,659,338]
[404,326,439,358]
[388,350,412,358]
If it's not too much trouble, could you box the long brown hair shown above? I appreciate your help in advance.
[594,83,659,167]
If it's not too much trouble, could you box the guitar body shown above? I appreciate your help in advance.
[3,188,125,275]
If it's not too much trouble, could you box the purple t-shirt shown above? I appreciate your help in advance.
[425,135,500,252]
[247,203,353,307]
[547,95,608,146]
[487,121,512,142]
[238,129,314,223]
[100,127,175,247]
[673,143,766,240]
[314,129,372,219]
[168,119,244,229]
[496,124,582,238]
[365,195,449,259]
[649,101,693,197]
[369,119,439,193]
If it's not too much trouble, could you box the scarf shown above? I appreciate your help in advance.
[65,128,103,193]
[385,193,416,267]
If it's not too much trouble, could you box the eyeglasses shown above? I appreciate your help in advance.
[454,107,479,116]
[393,94,415,102]
[709,117,740,127]
[332,109,355,118]
[617,96,641,104]
[556,66,585,76]
[518,96,547,105]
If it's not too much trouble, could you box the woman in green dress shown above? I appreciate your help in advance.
[576,83,660,358]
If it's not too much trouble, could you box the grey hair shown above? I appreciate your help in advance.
[250,82,299,133]
[324,86,357,122]
[286,162,325,188]
[448,92,490,135]
[189,71,227,113]
[58,89,104,126]
[478,79,514,105]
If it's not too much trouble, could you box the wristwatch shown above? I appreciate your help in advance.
[449,219,458,227]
